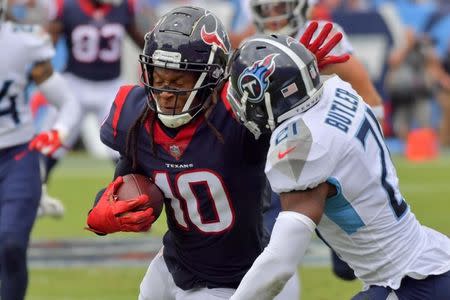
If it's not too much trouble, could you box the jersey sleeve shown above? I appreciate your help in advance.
[265,116,336,193]
[100,85,146,155]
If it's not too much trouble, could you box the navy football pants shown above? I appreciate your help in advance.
[352,270,450,300]
[0,144,41,300]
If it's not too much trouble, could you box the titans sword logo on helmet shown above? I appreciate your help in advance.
[238,54,278,103]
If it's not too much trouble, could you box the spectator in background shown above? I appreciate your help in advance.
[385,28,436,141]
[436,45,450,148]
[426,5,450,147]
[385,26,450,144]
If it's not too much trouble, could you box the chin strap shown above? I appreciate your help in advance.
[156,95,211,128]
[157,112,193,128]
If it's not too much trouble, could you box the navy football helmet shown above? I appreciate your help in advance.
[227,34,323,139]
[139,6,230,128]
[250,0,310,36]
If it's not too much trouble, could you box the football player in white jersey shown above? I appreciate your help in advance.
[248,0,388,281]
[0,1,80,298]
[227,35,450,300]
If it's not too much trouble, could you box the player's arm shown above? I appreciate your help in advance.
[231,183,331,300]
[29,60,81,156]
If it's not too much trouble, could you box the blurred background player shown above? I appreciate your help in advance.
[248,0,383,118]
[227,34,450,300]
[32,0,146,217]
[0,0,80,297]
[246,0,386,281]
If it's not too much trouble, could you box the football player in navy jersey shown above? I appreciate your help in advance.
[33,0,146,217]
[84,6,347,299]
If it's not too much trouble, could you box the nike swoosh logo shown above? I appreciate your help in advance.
[278,146,296,159]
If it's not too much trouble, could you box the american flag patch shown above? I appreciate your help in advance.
[281,83,298,98]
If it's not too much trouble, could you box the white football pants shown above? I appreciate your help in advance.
[138,247,300,300]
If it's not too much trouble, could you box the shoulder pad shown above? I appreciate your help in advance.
[266,116,335,193]
[100,85,146,154]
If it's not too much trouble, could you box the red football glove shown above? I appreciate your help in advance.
[300,21,350,70]
[86,177,156,235]
[29,129,65,157]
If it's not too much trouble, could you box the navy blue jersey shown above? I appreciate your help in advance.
[54,0,135,80]
[101,84,271,290]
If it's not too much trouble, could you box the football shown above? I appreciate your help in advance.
[116,174,164,219]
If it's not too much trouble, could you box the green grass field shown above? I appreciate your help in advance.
[27,153,450,300]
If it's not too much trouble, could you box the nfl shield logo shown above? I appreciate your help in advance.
[169,145,181,159]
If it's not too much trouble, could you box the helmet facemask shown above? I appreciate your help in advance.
[139,47,225,128]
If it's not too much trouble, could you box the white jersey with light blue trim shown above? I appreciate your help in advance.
[295,20,354,56]
[266,75,450,290]
[0,21,54,149]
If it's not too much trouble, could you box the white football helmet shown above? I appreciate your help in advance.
[250,0,311,36]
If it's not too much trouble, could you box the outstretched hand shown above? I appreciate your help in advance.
[300,21,350,70]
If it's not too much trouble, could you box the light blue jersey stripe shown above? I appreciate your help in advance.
[324,177,365,234]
